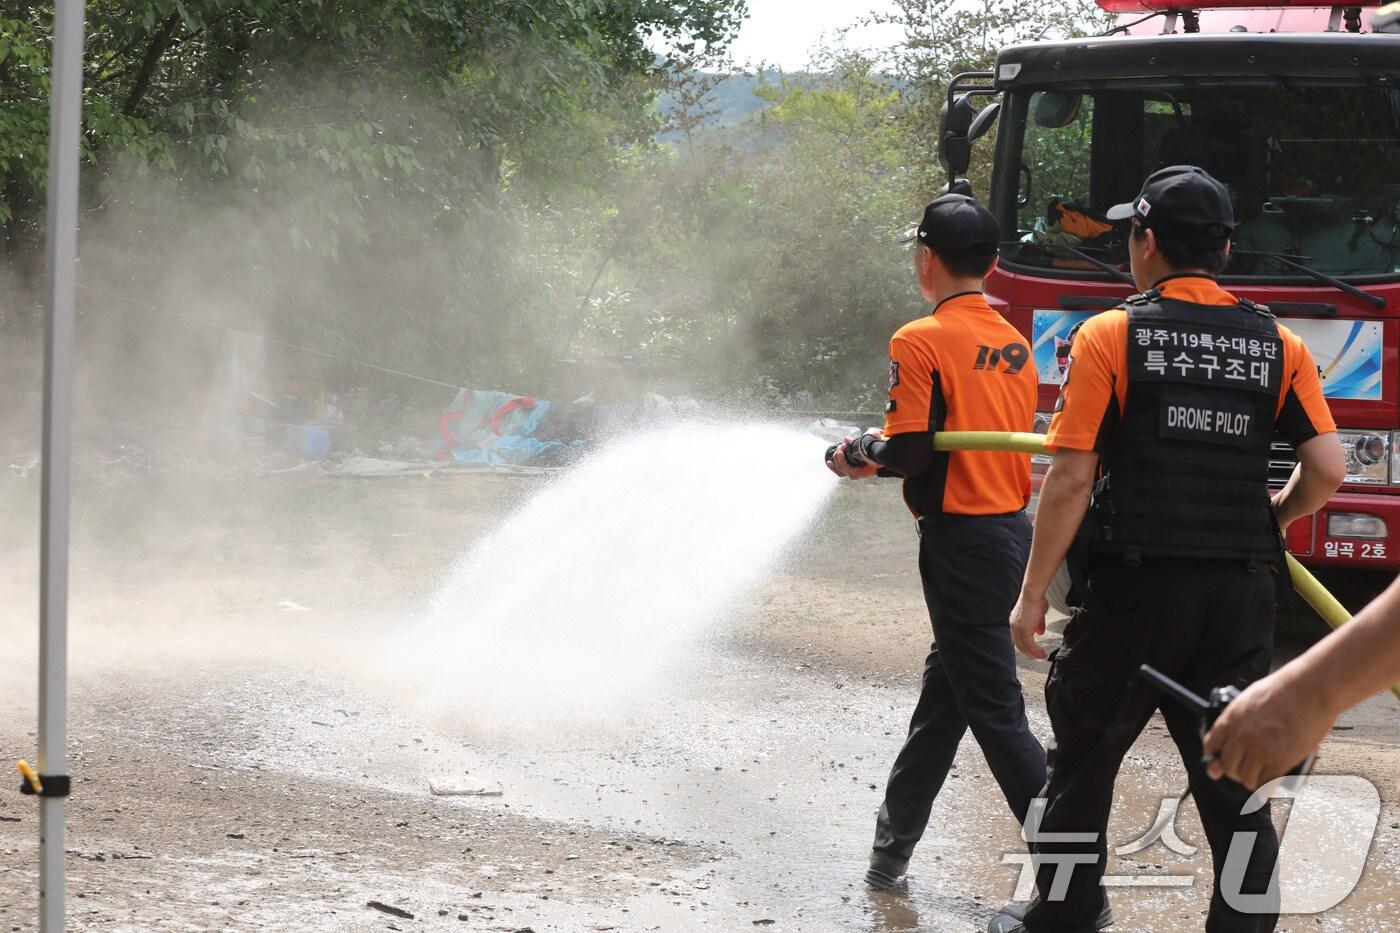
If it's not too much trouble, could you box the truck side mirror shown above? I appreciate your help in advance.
[939,93,977,179]
[968,102,1001,143]
[1033,91,1082,129]
[939,72,1000,193]
[940,95,1000,181]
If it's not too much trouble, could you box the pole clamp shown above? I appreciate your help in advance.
[16,760,70,798]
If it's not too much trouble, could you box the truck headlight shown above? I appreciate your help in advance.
[1390,431,1400,486]
[1338,430,1390,485]
[1327,512,1388,540]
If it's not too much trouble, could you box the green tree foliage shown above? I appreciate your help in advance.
[3,0,1100,413]
[3,1,746,243]
[584,55,920,410]
[570,3,1104,410]
[872,0,1107,195]
[2,1,745,392]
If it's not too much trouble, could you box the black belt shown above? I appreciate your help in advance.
[916,509,1026,535]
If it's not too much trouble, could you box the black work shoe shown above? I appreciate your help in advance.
[986,916,1027,933]
[988,893,1112,932]
[863,852,908,890]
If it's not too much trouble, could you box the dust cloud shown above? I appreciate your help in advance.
[0,65,844,743]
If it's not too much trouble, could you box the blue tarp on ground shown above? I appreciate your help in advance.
[436,389,567,465]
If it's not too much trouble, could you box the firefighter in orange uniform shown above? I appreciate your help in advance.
[996,166,1344,933]
[828,194,1046,891]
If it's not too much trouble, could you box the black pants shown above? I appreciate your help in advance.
[1024,559,1280,933]
[872,511,1046,863]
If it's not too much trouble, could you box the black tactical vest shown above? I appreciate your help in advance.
[1090,289,1285,563]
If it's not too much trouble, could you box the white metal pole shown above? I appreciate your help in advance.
[39,2,86,930]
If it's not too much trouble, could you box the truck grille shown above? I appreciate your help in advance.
[1268,440,1297,487]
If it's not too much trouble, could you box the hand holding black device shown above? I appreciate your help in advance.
[1137,665,1316,782]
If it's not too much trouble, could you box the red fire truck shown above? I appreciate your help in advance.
[941,0,1400,607]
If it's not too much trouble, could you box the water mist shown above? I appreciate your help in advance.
[394,420,838,738]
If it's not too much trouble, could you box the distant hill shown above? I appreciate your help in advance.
[654,67,908,143]
[655,69,822,140]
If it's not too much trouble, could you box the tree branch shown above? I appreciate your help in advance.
[121,13,182,117]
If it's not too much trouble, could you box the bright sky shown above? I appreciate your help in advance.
[726,0,904,70]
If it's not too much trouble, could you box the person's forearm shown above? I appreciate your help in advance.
[1274,576,1400,717]
[1270,464,1304,530]
[1273,465,1336,529]
[1020,458,1095,600]
[862,432,934,478]
[1274,433,1345,529]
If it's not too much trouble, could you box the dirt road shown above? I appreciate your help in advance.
[1,463,1396,931]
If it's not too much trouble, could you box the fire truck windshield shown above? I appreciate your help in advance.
[996,79,1400,281]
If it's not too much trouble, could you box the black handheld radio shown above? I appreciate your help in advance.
[1138,664,1240,725]
[1137,664,1315,782]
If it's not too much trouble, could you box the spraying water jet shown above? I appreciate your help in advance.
[393,420,839,739]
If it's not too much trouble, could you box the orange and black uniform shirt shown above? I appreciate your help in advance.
[883,292,1039,517]
[1046,276,1336,454]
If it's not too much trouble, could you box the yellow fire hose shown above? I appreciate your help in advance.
[933,431,1051,457]
[933,430,1400,701]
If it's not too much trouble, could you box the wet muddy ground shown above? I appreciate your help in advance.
[1,466,1397,931]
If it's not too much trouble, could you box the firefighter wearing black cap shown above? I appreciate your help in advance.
[828,194,1046,891]
[991,166,1345,933]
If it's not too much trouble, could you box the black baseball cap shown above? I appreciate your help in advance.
[1106,165,1234,248]
[898,194,1000,263]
